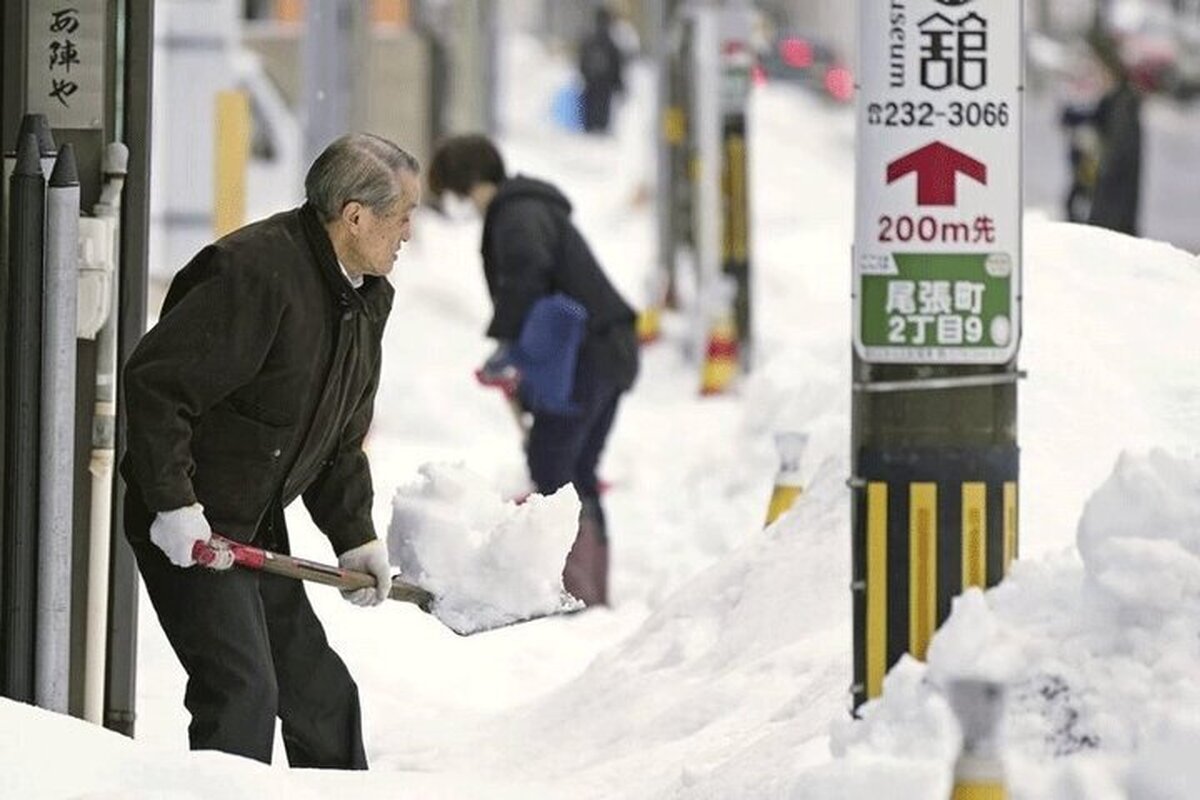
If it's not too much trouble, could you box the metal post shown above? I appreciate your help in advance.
[851,1,1023,711]
[0,2,30,631]
[84,143,127,725]
[482,0,500,136]
[642,0,673,342]
[3,131,46,703]
[717,1,754,368]
[666,3,693,311]
[3,114,56,272]
[302,0,365,167]
[36,143,79,713]
[106,0,155,738]
[446,0,491,135]
[688,1,731,387]
[690,2,721,302]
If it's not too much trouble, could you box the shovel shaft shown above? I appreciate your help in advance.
[193,537,434,608]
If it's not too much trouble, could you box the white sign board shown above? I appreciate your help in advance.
[854,0,1022,364]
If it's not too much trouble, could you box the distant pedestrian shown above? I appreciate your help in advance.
[1060,101,1101,223]
[577,6,626,134]
[1086,32,1143,236]
[428,134,639,606]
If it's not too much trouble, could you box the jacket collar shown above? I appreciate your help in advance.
[298,203,393,321]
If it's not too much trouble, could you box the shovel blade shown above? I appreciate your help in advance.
[433,592,585,636]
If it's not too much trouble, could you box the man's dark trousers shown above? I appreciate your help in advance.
[126,491,368,768]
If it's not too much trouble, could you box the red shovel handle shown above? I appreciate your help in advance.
[192,535,434,609]
[192,537,265,570]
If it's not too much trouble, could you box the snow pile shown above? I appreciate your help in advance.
[798,450,1200,799]
[0,697,330,800]
[388,462,583,634]
[1077,450,1200,621]
[1020,220,1200,555]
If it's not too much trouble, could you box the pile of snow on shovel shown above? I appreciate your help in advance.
[388,462,583,634]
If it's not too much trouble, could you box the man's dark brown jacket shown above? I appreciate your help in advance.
[121,204,393,554]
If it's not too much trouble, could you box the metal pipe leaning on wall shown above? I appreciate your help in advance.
[1,115,56,264]
[2,132,48,703]
[83,142,128,725]
[37,144,81,714]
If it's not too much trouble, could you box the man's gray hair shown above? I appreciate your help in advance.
[305,133,420,222]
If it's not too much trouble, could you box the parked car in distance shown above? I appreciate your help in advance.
[755,31,853,104]
[1108,0,1200,99]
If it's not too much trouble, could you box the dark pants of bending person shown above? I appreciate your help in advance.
[527,381,621,605]
[125,489,368,768]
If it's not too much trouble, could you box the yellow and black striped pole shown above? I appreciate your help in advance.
[853,447,1019,707]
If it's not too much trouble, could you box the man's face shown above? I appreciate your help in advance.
[347,170,420,277]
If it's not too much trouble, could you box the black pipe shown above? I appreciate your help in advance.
[18,113,55,163]
[3,131,45,702]
[1,116,55,573]
[107,0,155,737]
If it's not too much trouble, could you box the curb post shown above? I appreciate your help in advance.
[765,432,807,527]
[946,678,1008,800]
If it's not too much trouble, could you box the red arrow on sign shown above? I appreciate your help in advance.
[886,141,987,206]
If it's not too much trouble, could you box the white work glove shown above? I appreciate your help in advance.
[150,503,220,568]
[337,539,392,607]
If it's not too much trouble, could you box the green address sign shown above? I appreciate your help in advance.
[859,253,1015,363]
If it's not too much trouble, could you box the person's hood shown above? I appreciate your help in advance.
[489,174,572,217]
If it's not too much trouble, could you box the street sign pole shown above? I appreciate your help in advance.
[718,1,754,371]
[850,0,1023,711]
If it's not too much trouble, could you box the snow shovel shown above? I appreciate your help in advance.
[192,535,580,636]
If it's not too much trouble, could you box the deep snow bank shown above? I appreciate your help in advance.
[798,450,1200,799]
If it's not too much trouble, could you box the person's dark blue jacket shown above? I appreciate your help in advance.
[481,175,638,401]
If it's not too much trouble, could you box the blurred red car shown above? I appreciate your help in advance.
[756,32,854,103]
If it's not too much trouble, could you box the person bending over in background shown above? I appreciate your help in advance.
[121,133,420,767]
[428,134,639,607]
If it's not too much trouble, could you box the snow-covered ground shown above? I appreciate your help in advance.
[4,33,1200,800]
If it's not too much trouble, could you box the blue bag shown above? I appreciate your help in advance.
[512,293,589,415]
[551,82,584,132]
